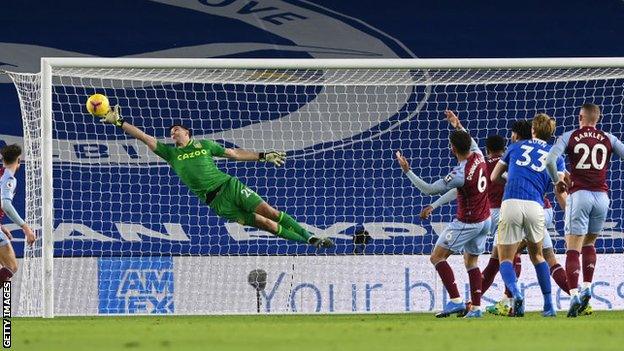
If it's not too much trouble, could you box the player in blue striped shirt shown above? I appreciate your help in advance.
[490,114,565,317]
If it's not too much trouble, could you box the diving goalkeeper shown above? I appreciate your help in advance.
[96,105,334,249]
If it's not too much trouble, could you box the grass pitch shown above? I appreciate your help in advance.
[12,311,624,351]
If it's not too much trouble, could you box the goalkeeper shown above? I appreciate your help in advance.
[96,105,333,249]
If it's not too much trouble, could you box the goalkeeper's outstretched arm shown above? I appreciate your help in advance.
[224,149,286,166]
[99,105,157,151]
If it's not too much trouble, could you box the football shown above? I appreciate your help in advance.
[86,93,110,117]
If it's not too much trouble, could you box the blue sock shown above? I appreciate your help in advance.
[534,261,553,311]
[500,261,522,299]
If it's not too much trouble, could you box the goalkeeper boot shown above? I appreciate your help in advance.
[486,300,511,316]
[577,287,592,315]
[463,309,483,318]
[567,294,582,318]
[511,297,525,317]
[435,300,466,318]
[309,237,335,249]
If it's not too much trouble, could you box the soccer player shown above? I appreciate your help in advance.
[96,105,333,249]
[490,113,565,317]
[481,122,531,308]
[397,110,491,318]
[0,144,37,282]
[481,121,573,315]
[546,103,624,317]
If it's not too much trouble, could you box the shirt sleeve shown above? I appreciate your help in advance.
[500,143,514,165]
[556,155,566,174]
[1,199,25,226]
[153,141,175,162]
[430,188,458,209]
[405,168,462,196]
[546,131,572,182]
[607,133,624,160]
[202,140,226,157]
[0,177,16,201]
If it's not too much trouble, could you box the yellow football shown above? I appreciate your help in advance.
[86,94,110,117]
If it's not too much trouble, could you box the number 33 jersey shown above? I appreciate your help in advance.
[500,139,565,206]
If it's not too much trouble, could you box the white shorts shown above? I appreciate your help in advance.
[542,207,556,250]
[490,208,500,238]
[565,190,610,236]
[497,199,545,245]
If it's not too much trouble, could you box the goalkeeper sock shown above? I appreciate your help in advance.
[500,261,522,300]
[534,261,553,311]
[275,224,308,243]
[278,211,311,240]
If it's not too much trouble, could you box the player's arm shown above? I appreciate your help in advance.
[490,160,508,184]
[222,148,286,166]
[0,225,12,241]
[97,105,157,151]
[396,151,462,195]
[0,199,35,245]
[546,132,570,184]
[420,188,458,219]
[608,133,624,160]
[444,110,481,154]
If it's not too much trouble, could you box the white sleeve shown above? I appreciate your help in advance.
[430,188,458,209]
[546,131,572,182]
[607,133,624,160]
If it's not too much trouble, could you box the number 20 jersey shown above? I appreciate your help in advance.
[557,126,620,194]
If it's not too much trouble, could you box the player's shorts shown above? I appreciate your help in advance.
[565,190,610,236]
[498,199,544,245]
[490,207,500,240]
[208,177,264,226]
[435,217,491,255]
[542,207,556,250]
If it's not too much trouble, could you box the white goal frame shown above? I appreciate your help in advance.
[38,57,624,318]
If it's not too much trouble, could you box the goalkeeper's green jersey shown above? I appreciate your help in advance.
[154,139,232,200]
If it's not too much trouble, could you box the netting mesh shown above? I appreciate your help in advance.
[6,63,624,316]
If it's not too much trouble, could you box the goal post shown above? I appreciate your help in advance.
[7,57,624,317]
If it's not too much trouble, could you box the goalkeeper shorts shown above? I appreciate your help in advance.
[208,177,264,226]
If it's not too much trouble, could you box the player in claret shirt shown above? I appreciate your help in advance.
[95,105,334,249]
[396,110,491,318]
[546,103,624,317]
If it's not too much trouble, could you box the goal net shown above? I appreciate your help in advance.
[6,58,624,317]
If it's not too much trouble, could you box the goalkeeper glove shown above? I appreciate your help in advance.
[100,105,125,127]
[259,151,286,166]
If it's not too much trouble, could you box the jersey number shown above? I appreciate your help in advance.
[241,188,254,198]
[574,143,608,170]
[477,169,487,193]
[515,145,548,171]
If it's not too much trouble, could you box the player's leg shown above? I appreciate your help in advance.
[497,200,525,313]
[524,204,554,316]
[564,190,592,316]
[461,218,489,318]
[431,221,465,317]
[0,239,18,283]
[209,178,309,244]
[577,191,609,314]
[482,211,500,295]
[254,202,334,248]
